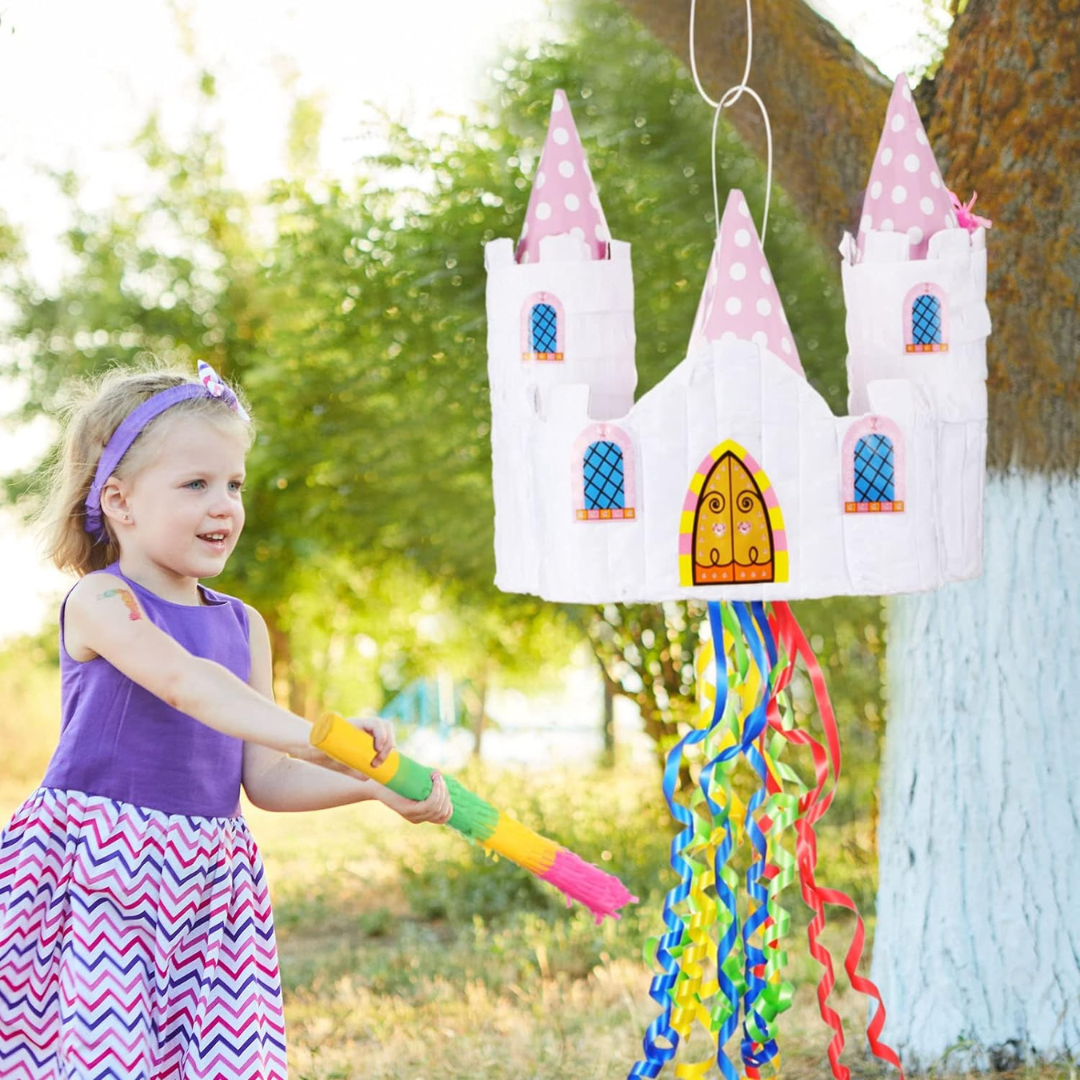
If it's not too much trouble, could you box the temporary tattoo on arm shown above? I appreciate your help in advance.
[98,588,142,622]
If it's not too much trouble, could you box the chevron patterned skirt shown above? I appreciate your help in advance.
[0,788,288,1079]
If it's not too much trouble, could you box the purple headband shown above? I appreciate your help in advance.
[84,361,250,541]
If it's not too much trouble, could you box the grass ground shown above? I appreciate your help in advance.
[0,764,1074,1079]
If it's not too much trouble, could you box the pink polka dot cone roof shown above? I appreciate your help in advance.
[689,188,804,377]
[856,74,957,261]
[516,90,611,264]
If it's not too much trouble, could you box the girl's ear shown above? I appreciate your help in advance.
[100,477,133,528]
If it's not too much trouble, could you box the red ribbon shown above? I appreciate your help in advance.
[767,603,905,1080]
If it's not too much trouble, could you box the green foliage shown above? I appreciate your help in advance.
[0,0,881,764]
[0,628,60,785]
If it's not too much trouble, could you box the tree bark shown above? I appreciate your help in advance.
[615,0,1079,1067]
[614,0,891,243]
[471,671,489,760]
[926,0,1080,468]
[874,474,1080,1069]
[266,619,306,715]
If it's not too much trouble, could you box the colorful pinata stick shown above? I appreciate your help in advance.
[310,712,637,924]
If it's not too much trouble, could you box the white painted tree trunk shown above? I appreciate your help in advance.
[873,473,1080,1071]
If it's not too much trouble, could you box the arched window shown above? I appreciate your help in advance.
[842,417,906,513]
[678,440,789,586]
[573,425,636,521]
[854,434,895,501]
[531,303,558,352]
[584,442,625,511]
[904,282,949,353]
[520,291,565,361]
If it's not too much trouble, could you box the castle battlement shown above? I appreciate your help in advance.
[486,78,990,604]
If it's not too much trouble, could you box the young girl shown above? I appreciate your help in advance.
[0,362,452,1079]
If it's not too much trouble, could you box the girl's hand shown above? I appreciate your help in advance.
[347,714,395,768]
[378,772,454,826]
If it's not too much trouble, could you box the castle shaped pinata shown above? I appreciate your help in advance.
[485,79,991,603]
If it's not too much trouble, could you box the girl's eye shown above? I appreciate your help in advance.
[229,481,245,493]
[185,480,206,490]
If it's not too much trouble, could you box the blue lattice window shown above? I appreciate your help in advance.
[853,435,895,503]
[905,284,948,353]
[583,441,625,511]
[521,293,564,361]
[531,304,558,353]
[912,294,942,347]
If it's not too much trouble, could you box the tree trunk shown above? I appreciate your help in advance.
[266,619,307,715]
[599,656,617,767]
[616,0,1078,1067]
[471,671,489,760]
[874,474,1079,1069]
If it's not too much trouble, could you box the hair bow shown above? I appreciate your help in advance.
[947,189,993,234]
[198,360,251,422]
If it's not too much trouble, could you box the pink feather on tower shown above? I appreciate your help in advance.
[516,89,611,264]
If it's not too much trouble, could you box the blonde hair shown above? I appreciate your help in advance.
[35,361,255,576]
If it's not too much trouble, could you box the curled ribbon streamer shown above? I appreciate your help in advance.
[679,618,743,1080]
[639,601,911,1079]
[680,604,742,1079]
[733,602,781,1073]
[630,604,734,1078]
[705,603,759,1079]
[751,601,798,1061]
[662,605,748,1080]
[768,603,905,1080]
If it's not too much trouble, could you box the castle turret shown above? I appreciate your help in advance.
[485,89,636,422]
[842,74,990,582]
[842,75,991,415]
[516,89,612,266]
[855,75,957,261]
[485,90,638,591]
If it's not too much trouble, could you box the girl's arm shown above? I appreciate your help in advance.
[65,573,450,820]
[240,606,452,818]
[65,574,323,760]
[240,605,388,812]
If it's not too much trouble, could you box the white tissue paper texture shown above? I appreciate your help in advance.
[486,223,989,604]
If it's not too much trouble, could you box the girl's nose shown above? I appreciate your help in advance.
[210,488,236,516]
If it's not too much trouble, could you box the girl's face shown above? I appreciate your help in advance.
[117,413,248,581]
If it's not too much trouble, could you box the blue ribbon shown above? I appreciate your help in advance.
[632,601,786,1078]
[629,603,733,1079]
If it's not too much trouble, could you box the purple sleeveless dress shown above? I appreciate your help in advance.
[0,562,287,1079]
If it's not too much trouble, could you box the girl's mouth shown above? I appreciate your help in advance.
[198,532,228,550]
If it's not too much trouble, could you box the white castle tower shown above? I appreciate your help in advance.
[484,80,990,603]
[485,89,637,590]
[840,74,990,584]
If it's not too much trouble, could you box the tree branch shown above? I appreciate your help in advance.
[613,0,890,245]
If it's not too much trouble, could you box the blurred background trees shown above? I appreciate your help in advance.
[1,0,877,770]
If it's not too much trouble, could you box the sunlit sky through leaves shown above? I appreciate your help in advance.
[0,0,942,639]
